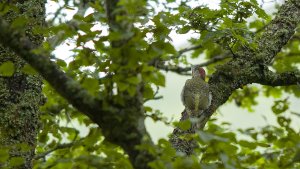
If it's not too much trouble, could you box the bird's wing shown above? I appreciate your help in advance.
[208,91,212,107]
[181,80,192,105]
[180,82,186,104]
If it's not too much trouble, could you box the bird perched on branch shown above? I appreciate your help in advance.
[181,66,211,116]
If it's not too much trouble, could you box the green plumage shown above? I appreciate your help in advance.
[181,76,211,114]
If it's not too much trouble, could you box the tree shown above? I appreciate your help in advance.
[0,0,300,168]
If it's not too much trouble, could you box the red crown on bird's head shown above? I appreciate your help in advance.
[192,65,206,80]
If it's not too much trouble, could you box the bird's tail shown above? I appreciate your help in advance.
[185,109,203,129]
[187,109,203,117]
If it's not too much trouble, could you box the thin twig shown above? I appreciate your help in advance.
[157,53,231,74]
[144,86,163,102]
[34,138,83,160]
[169,44,203,60]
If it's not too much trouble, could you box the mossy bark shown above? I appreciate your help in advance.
[0,1,45,168]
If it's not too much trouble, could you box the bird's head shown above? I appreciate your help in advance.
[192,66,206,80]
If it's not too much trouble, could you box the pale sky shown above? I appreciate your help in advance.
[45,0,300,143]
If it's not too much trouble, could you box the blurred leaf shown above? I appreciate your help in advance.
[0,61,15,76]
[10,16,28,29]
[9,157,24,167]
[151,71,165,87]
[272,99,289,115]
[21,64,38,75]
[0,148,9,163]
[81,77,99,96]
[239,140,257,149]
[173,120,191,131]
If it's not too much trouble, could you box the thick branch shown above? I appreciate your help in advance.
[256,69,300,86]
[254,0,300,63]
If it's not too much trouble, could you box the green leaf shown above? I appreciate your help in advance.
[198,131,215,143]
[255,8,269,20]
[21,64,38,75]
[151,71,165,87]
[144,106,152,112]
[0,61,15,76]
[127,85,137,96]
[239,140,257,149]
[56,58,67,67]
[264,86,282,98]
[198,130,229,143]
[81,77,99,96]
[10,16,28,29]
[292,150,300,163]
[272,99,289,115]
[127,76,141,85]
[173,120,191,131]
[143,85,154,99]
[38,132,49,143]
[250,0,259,5]
[257,142,270,147]
[0,148,9,163]
[277,116,291,127]
[177,26,191,34]
[9,157,24,167]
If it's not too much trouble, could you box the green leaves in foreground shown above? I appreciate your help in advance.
[147,115,300,169]
[0,61,14,77]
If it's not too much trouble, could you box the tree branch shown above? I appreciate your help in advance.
[256,69,300,86]
[34,139,83,160]
[254,0,300,63]
[157,52,231,75]
[169,44,203,60]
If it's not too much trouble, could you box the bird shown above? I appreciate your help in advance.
[181,66,212,116]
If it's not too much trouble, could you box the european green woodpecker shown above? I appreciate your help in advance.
[181,66,211,115]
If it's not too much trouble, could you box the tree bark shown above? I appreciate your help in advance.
[0,1,45,168]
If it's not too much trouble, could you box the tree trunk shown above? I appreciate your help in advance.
[0,1,45,168]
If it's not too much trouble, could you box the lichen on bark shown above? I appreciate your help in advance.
[0,0,45,168]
